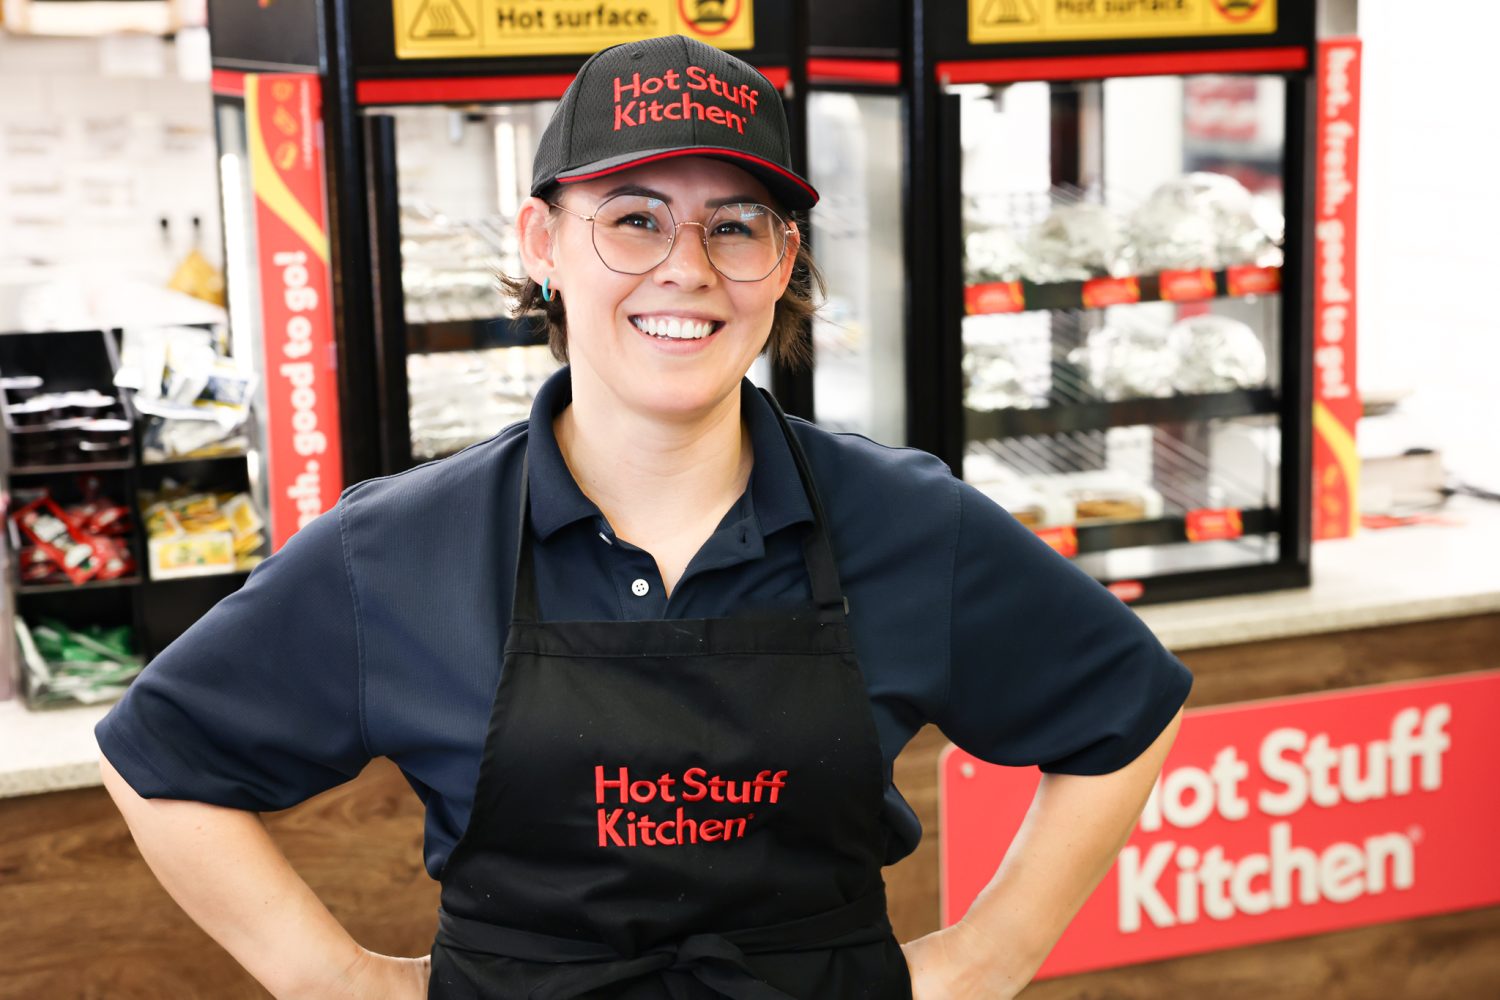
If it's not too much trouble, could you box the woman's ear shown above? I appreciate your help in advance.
[516,196,557,285]
[774,218,802,296]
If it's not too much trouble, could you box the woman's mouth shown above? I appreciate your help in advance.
[630,315,724,340]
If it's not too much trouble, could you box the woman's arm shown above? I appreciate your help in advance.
[903,708,1183,999]
[99,754,429,999]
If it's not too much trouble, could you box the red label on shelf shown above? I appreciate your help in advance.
[248,74,344,551]
[964,281,1025,315]
[1226,264,1282,296]
[1185,508,1245,542]
[1107,580,1145,603]
[941,671,1500,978]
[1034,525,1078,558]
[1159,269,1217,302]
[1081,276,1141,308]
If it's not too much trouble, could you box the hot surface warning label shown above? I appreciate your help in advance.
[393,0,754,59]
[968,0,1275,44]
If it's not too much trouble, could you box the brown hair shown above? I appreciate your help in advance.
[498,208,823,372]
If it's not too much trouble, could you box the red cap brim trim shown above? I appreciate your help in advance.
[557,148,818,207]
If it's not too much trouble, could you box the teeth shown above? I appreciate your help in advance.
[632,316,716,340]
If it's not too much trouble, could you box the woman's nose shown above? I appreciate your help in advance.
[654,221,717,286]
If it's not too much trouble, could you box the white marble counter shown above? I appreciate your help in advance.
[3,498,1498,800]
[1135,496,1500,650]
[0,699,109,799]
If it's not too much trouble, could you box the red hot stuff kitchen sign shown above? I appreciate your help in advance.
[246,74,343,550]
[610,66,760,134]
[940,671,1500,978]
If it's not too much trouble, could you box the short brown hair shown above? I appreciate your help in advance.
[499,209,822,372]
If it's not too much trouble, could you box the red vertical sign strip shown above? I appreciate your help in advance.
[941,671,1500,979]
[1312,39,1361,539]
[247,74,343,550]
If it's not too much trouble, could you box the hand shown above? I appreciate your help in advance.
[902,920,1021,1000]
[318,947,431,1000]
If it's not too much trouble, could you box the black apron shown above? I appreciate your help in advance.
[429,391,912,999]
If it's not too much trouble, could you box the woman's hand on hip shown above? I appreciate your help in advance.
[902,920,1022,1000]
[322,948,431,1000]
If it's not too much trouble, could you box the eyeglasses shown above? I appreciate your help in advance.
[549,194,792,282]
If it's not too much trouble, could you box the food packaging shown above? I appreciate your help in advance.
[17,617,143,709]
[965,226,1028,284]
[1166,314,1269,394]
[141,486,265,578]
[4,390,130,467]
[1024,470,1166,526]
[1024,202,1127,283]
[1128,172,1284,273]
[1067,318,1178,402]
[118,325,256,462]
[11,495,134,586]
[963,350,1035,411]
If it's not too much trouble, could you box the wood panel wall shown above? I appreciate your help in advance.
[1,612,1496,997]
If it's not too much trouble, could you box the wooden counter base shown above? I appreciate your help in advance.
[1,612,1495,996]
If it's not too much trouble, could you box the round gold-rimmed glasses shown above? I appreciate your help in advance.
[549,193,792,282]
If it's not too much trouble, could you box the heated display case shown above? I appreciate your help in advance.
[208,0,810,485]
[810,1,1315,603]
[804,45,907,444]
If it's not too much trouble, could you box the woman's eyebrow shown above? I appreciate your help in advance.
[602,183,668,201]
[599,183,762,208]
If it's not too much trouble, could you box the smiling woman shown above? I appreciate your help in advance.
[95,31,1191,1000]
[502,176,820,372]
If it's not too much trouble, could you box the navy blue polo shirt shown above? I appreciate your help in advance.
[98,366,1191,876]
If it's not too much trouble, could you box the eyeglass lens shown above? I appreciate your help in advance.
[588,194,788,281]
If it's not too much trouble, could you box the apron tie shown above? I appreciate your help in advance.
[438,889,892,1000]
[527,932,796,1000]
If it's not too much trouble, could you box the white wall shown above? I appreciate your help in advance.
[1358,5,1500,488]
[0,31,220,287]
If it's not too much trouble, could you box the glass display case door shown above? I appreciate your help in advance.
[806,91,907,446]
[952,72,1302,596]
[364,103,562,473]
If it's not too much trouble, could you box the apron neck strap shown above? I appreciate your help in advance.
[510,390,849,626]
[756,388,848,621]
[512,450,542,624]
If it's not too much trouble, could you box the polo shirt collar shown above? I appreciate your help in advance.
[525,366,814,541]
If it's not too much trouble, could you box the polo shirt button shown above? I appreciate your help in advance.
[631,579,650,597]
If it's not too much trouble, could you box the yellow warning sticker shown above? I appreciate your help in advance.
[969,0,1276,45]
[394,0,754,60]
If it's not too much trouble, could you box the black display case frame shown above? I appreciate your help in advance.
[809,0,1317,604]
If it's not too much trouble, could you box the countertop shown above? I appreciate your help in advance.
[1136,495,1500,650]
[4,497,1498,800]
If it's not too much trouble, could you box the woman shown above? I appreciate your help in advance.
[99,35,1188,999]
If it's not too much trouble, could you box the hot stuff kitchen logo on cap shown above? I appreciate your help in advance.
[610,65,761,135]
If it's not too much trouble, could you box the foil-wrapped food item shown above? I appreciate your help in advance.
[407,346,558,460]
[1024,202,1126,283]
[964,226,1028,284]
[400,203,518,323]
[1067,319,1177,401]
[1128,172,1283,272]
[1167,314,1268,394]
[963,349,1035,411]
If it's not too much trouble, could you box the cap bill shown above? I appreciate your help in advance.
[553,146,819,210]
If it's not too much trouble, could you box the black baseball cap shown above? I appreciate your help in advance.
[531,34,818,211]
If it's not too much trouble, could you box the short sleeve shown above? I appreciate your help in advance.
[95,502,370,810]
[937,482,1192,775]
